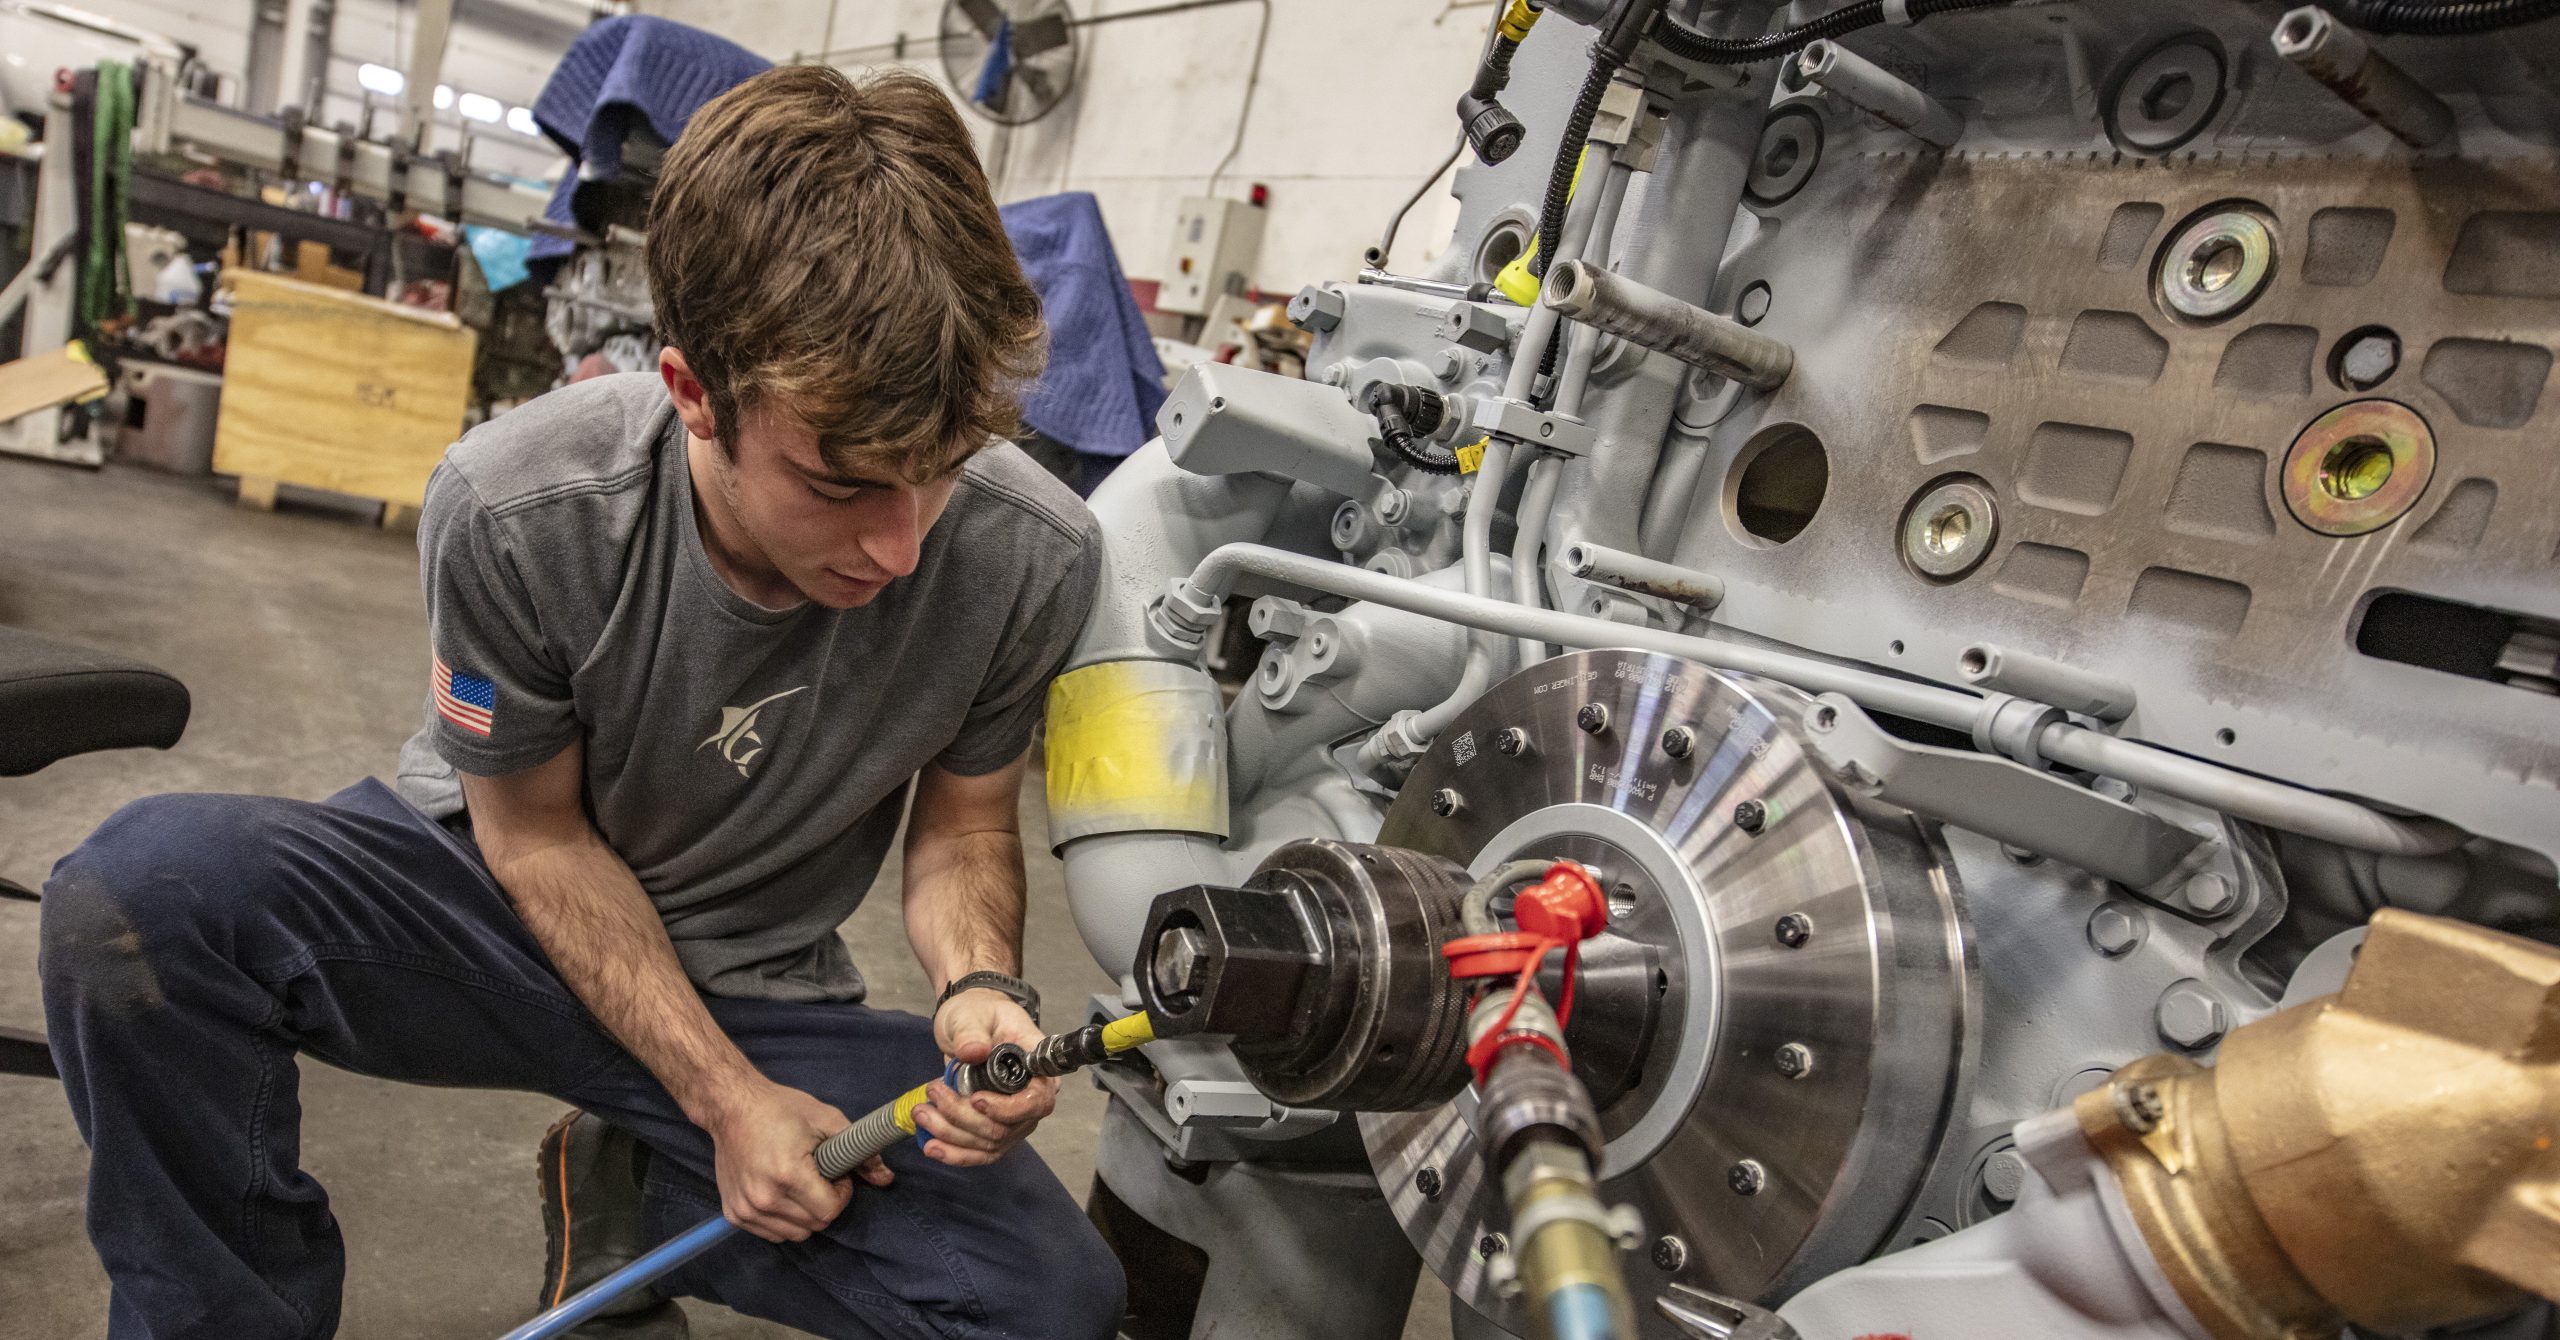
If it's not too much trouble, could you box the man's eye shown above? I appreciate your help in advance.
[809,484,862,506]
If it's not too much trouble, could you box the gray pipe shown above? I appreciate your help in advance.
[2271,6,2454,149]
[1169,543,2463,857]
[1542,260,1794,390]
[1563,541,1725,609]
[1789,39,1965,149]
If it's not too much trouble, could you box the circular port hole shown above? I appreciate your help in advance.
[2186,237,2245,294]
[1921,501,1974,557]
[2319,436,2396,502]
[1475,219,1529,287]
[1726,423,1829,548]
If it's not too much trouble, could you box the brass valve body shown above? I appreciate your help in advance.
[2078,909,2560,1339]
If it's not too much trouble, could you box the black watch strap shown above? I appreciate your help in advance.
[938,971,1041,1026]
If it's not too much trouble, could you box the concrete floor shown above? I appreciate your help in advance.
[0,456,1449,1338]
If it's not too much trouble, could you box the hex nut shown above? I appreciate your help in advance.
[1152,925,1210,999]
[1737,281,1774,327]
[1495,727,1530,757]
[2338,330,2400,390]
[2184,871,2237,917]
[1577,703,1610,734]
[1478,1232,1508,1260]
[1774,912,1812,949]
[1651,1235,1688,1272]
[1430,788,1462,818]
[2087,902,2144,957]
[1443,304,1511,354]
[1734,798,1769,835]
[1661,726,1696,759]
[1288,286,1345,333]
[1774,1042,1815,1079]
[2156,979,2230,1050]
[1415,1166,1443,1200]
[1727,1160,1767,1196]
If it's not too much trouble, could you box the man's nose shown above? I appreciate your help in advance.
[864,490,924,577]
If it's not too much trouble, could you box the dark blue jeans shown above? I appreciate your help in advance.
[37,779,1125,1340]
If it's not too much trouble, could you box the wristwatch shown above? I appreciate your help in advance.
[937,970,1041,1027]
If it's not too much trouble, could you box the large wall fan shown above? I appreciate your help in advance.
[939,0,1078,125]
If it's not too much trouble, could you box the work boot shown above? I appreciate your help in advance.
[536,1109,691,1338]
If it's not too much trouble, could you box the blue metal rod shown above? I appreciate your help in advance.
[500,1212,735,1340]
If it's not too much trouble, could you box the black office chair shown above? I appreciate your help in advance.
[0,626,190,1078]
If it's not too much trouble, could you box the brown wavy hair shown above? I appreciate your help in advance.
[646,64,1046,482]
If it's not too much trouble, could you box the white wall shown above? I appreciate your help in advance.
[634,0,1485,296]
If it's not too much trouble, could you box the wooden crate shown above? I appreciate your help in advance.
[212,270,475,518]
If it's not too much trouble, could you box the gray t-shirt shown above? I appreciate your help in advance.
[393,373,1101,1002]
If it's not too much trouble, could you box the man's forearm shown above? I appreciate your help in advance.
[490,832,761,1126]
[902,828,1027,991]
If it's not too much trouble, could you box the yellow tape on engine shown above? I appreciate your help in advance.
[1099,1013,1156,1054]
[1043,660,1230,845]
[1493,148,1590,307]
[1456,438,1489,474]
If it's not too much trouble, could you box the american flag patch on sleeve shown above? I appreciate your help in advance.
[433,654,496,737]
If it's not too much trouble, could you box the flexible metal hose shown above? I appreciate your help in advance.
[1651,0,2012,65]
[2324,0,2560,31]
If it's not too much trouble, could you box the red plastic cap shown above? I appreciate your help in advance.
[1513,861,1607,943]
[1249,183,1269,207]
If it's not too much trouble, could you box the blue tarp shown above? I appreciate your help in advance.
[527,16,770,266]
[1001,192,1166,458]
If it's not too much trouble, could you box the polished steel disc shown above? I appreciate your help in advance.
[1363,649,1972,1328]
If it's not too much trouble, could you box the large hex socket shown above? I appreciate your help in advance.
[1135,839,1476,1112]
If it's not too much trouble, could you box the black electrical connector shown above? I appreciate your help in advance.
[1363,382,1462,475]
[1456,1,1542,164]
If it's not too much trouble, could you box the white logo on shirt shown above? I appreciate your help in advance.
[698,687,806,777]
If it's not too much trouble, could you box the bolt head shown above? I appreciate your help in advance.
[1414,1166,1443,1200]
[2340,331,2400,389]
[1151,926,1210,999]
[2183,871,2236,917]
[2155,980,2229,1050]
[1737,282,1773,327]
[1726,1160,1767,1196]
[1577,703,1609,734]
[1650,1235,1688,1272]
[1734,798,1769,835]
[1980,1148,2028,1206]
[1773,912,1812,949]
[1774,1042,1814,1078]
[2113,1081,2167,1134]
[1430,787,1462,818]
[2087,902,2143,957]
[1478,1232,1507,1260]
[1660,726,1695,759]
[1495,727,1529,757]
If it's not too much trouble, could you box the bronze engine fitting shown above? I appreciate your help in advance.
[2079,908,2560,1338]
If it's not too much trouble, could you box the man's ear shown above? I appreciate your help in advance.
[658,347,722,444]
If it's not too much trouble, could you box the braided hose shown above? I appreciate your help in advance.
[1530,55,1619,278]
[1651,0,2012,66]
[2324,0,2560,31]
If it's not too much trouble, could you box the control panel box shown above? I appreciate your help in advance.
[1158,195,1266,317]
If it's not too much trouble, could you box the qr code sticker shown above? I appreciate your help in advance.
[1451,731,1478,766]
